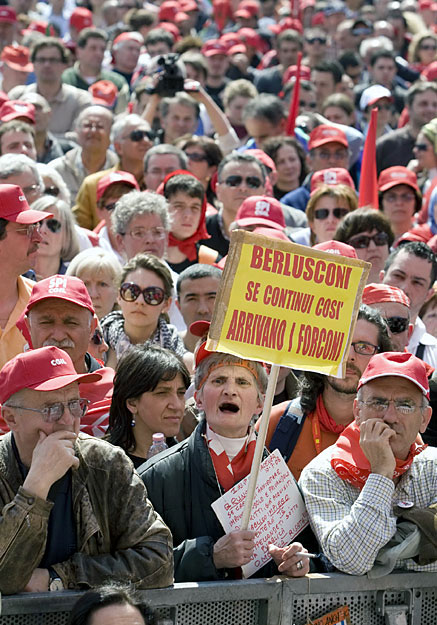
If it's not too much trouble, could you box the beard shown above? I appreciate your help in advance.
[326,362,362,395]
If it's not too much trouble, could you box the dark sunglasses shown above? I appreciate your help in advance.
[314,207,349,220]
[186,151,208,162]
[44,185,60,197]
[223,175,263,189]
[91,328,104,345]
[129,129,155,142]
[45,218,62,233]
[385,316,409,334]
[120,282,165,305]
[300,101,317,109]
[306,37,326,44]
[414,143,429,152]
[348,232,389,249]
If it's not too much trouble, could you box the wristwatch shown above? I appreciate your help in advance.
[48,567,64,592]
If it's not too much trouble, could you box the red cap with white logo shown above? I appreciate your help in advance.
[308,125,348,150]
[310,167,355,192]
[235,196,285,230]
[0,184,51,224]
[0,346,101,404]
[378,166,419,193]
[357,351,430,399]
[24,275,95,316]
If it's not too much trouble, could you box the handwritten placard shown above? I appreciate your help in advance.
[211,449,309,577]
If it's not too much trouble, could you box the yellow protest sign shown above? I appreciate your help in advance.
[207,230,370,377]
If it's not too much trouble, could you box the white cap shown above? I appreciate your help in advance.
[360,84,392,111]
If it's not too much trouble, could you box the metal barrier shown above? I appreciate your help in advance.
[1,572,436,625]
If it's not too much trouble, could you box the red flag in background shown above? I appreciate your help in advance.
[290,0,300,18]
[358,107,379,208]
[285,51,302,136]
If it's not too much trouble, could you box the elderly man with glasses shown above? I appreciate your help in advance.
[0,345,173,595]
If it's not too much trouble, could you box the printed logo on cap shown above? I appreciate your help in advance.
[48,276,67,294]
[18,194,25,202]
[323,171,338,184]
[390,171,407,179]
[51,358,67,366]
[254,200,271,217]
[321,129,339,137]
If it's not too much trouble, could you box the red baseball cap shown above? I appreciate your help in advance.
[24,275,95,317]
[269,17,303,34]
[89,80,118,108]
[244,148,276,173]
[0,184,50,224]
[235,196,285,230]
[378,166,419,193]
[240,0,260,16]
[202,39,228,57]
[421,61,437,81]
[228,43,247,55]
[0,7,16,23]
[362,283,410,308]
[220,32,240,50]
[308,125,348,150]
[0,100,35,124]
[282,64,311,84]
[237,27,262,48]
[180,0,199,11]
[157,22,179,40]
[97,170,139,201]
[252,226,290,241]
[357,351,430,399]
[310,167,355,192]
[1,45,32,72]
[190,320,212,367]
[419,0,437,9]
[113,31,143,46]
[159,1,179,21]
[70,7,93,31]
[235,8,251,19]
[0,346,101,404]
[312,240,358,259]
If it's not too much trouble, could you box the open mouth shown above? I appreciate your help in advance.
[219,402,239,413]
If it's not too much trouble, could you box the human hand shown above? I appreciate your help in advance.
[213,530,256,569]
[24,568,50,593]
[229,52,249,73]
[23,430,79,499]
[359,418,396,479]
[269,542,310,576]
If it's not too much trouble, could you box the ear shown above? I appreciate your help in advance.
[126,398,137,415]
[353,397,361,425]
[408,322,414,341]
[424,287,435,305]
[2,405,19,432]
[175,299,181,312]
[113,138,122,157]
[116,232,125,252]
[194,389,204,410]
[379,269,385,282]
[162,296,172,315]
[420,404,432,434]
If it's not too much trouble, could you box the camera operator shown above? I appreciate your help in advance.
[142,55,238,155]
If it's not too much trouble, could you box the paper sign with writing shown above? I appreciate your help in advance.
[207,230,369,377]
[211,449,309,578]
[306,605,351,625]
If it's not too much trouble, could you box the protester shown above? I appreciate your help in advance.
[262,136,308,201]
[177,135,223,207]
[378,167,421,243]
[107,345,190,468]
[68,585,155,625]
[0,346,173,594]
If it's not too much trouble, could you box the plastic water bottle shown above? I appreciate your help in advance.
[146,433,168,459]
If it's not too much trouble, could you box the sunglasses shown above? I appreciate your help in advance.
[306,37,326,44]
[300,100,317,109]
[348,231,389,249]
[385,316,409,334]
[129,129,155,142]
[314,207,349,220]
[223,175,263,188]
[44,218,62,233]
[91,328,104,345]
[185,151,208,162]
[414,143,429,151]
[120,282,166,305]
[44,185,60,197]
[420,44,437,50]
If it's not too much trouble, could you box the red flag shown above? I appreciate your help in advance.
[285,51,302,136]
[358,107,379,208]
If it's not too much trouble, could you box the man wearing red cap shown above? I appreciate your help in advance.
[254,30,303,95]
[0,45,32,93]
[19,275,115,437]
[362,283,413,352]
[201,39,229,109]
[300,351,437,576]
[0,184,50,368]
[111,32,143,89]
[0,345,172,594]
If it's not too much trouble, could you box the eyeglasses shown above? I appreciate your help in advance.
[314,207,349,220]
[420,44,437,50]
[384,316,409,334]
[351,341,380,356]
[317,150,348,161]
[384,191,416,203]
[300,101,317,109]
[103,202,117,211]
[122,227,166,240]
[44,218,62,233]
[348,232,389,249]
[120,282,166,305]
[185,151,208,162]
[352,27,372,36]
[34,57,64,65]
[7,398,89,423]
[306,37,327,44]
[128,129,155,142]
[44,185,60,197]
[223,175,263,188]
[91,328,104,345]
[15,223,41,238]
[414,143,429,152]
[22,183,40,196]
[358,398,420,415]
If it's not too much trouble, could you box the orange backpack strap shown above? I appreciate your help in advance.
[198,245,219,265]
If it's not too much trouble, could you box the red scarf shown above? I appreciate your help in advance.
[206,426,256,492]
[331,421,427,489]
[157,169,210,261]
[315,394,346,434]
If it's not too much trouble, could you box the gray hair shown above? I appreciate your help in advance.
[31,195,80,261]
[66,247,121,286]
[356,385,430,410]
[144,143,187,172]
[194,352,268,399]
[36,163,70,205]
[160,92,200,120]
[75,105,113,133]
[110,114,149,143]
[0,154,43,190]
[111,190,170,235]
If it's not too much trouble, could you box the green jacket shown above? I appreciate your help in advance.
[0,433,173,594]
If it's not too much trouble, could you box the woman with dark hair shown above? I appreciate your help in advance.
[107,345,190,468]
[262,136,308,201]
[177,135,223,207]
[69,584,155,625]
[100,253,188,368]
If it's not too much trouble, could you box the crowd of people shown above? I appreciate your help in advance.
[1,0,437,618]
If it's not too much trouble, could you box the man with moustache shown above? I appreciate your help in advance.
[0,184,51,368]
[262,304,393,480]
